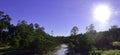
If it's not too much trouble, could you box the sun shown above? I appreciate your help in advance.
[93,4,112,23]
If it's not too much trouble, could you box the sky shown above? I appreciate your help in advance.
[0,0,120,36]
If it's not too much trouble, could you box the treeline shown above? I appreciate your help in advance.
[66,24,120,55]
[96,25,120,49]
[0,11,60,55]
[1,11,120,55]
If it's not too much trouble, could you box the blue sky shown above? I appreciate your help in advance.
[0,0,120,36]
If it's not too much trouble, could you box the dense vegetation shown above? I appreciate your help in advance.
[0,11,60,55]
[1,11,120,55]
[55,24,120,55]
[66,24,120,55]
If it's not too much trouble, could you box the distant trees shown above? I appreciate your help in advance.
[111,25,118,29]
[86,24,96,34]
[70,26,79,36]
[86,24,96,45]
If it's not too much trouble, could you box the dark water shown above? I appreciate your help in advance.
[54,44,68,55]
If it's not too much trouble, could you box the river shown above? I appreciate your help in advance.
[54,44,68,55]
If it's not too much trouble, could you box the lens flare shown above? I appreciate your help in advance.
[93,4,112,23]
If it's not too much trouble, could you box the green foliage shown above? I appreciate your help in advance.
[90,50,120,55]
[95,26,120,49]
[68,34,94,55]
[0,11,11,44]
[0,11,61,55]
[1,11,120,55]
[112,41,120,46]
[10,38,20,48]
[101,50,120,55]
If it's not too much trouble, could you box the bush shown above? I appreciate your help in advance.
[112,41,120,46]
[10,38,20,48]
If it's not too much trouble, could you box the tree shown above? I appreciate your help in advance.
[0,11,61,55]
[86,24,96,38]
[111,25,118,29]
[70,26,79,36]
[86,24,96,48]
[86,24,96,34]
[0,11,11,43]
[109,25,120,41]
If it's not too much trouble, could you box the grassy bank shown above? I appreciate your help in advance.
[90,50,120,55]
[0,44,61,55]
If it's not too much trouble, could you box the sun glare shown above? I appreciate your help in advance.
[93,4,112,23]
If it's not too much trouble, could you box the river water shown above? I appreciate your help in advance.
[54,44,68,55]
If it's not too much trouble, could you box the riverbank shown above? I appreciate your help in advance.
[0,44,62,55]
[43,45,61,55]
[43,44,68,55]
[89,49,120,55]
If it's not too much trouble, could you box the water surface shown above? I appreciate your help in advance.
[54,44,68,55]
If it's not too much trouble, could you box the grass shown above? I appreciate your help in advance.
[101,50,120,55]
[0,46,11,50]
[90,49,120,55]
